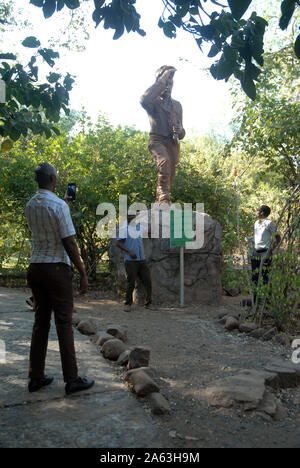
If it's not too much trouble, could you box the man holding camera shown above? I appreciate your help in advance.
[25,162,94,395]
[140,65,185,205]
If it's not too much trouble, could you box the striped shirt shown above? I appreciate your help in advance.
[25,189,76,265]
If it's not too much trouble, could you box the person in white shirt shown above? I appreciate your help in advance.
[25,162,94,395]
[251,205,280,305]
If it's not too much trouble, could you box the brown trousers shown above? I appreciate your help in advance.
[26,263,78,383]
[148,135,180,203]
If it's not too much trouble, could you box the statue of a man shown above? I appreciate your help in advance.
[140,66,185,205]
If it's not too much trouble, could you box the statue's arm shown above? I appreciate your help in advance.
[175,102,186,140]
[140,81,165,111]
[140,69,174,110]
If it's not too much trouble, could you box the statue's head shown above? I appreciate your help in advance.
[156,65,176,98]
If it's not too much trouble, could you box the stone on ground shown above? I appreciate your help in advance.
[249,328,266,339]
[95,332,115,348]
[76,319,97,336]
[106,325,128,342]
[147,392,171,415]
[239,322,258,333]
[101,338,127,361]
[127,347,150,369]
[225,316,240,331]
[125,368,159,396]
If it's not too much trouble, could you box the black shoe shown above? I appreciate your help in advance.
[65,377,95,395]
[28,375,54,392]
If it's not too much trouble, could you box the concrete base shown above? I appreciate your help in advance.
[109,209,222,306]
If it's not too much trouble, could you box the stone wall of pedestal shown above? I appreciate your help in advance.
[108,210,222,306]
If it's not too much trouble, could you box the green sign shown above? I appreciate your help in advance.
[170,210,194,247]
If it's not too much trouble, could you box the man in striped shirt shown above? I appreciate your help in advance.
[25,162,94,395]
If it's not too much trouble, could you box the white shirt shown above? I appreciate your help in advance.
[25,189,76,265]
[254,218,276,251]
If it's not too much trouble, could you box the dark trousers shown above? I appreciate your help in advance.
[26,263,78,383]
[125,260,152,306]
[251,254,271,304]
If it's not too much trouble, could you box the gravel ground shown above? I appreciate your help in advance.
[74,290,300,449]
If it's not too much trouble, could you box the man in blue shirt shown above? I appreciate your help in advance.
[117,214,154,312]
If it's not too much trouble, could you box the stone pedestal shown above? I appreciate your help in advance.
[109,209,222,306]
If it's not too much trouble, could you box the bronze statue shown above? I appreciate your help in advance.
[140,66,185,205]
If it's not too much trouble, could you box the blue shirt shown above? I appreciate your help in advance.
[117,223,146,262]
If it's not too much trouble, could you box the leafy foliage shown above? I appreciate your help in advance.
[256,249,300,331]
[229,44,300,192]
[0,113,234,278]
[0,0,298,146]
[28,0,300,99]
[0,37,74,146]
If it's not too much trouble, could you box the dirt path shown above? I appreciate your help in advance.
[73,290,300,448]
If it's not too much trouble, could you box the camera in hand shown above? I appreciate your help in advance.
[67,183,76,201]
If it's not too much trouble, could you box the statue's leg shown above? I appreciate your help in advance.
[168,140,180,184]
[148,138,171,204]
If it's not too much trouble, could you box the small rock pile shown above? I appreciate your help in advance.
[208,309,300,420]
[73,315,170,416]
[217,310,292,346]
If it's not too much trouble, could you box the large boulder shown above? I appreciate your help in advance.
[109,209,222,306]
[199,369,287,419]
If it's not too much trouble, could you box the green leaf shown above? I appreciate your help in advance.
[38,48,59,67]
[0,139,13,152]
[163,21,176,38]
[94,0,105,7]
[210,56,235,80]
[30,0,44,6]
[47,72,61,83]
[245,62,261,81]
[57,0,65,11]
[43,0,56,18]
[52,126,60,136]
[64,0,80,9]
[92,8,103,27]
[169,14,182,28]
[113,25,125,40]
[228,0,252,21]
[0,53,16,60]
[208,44,220,58]
[177,4,189,18]
[63,73,74,91]
[294,34,300,59]
[279,0,296,30]
[22,36,41,48]
[241,76,256,100]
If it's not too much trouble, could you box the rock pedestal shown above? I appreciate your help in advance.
[109,208,222,306]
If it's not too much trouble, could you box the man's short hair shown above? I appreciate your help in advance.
[34,163,57,188]
[258,205,271,217]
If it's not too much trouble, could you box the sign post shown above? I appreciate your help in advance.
[170,210,194,308]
